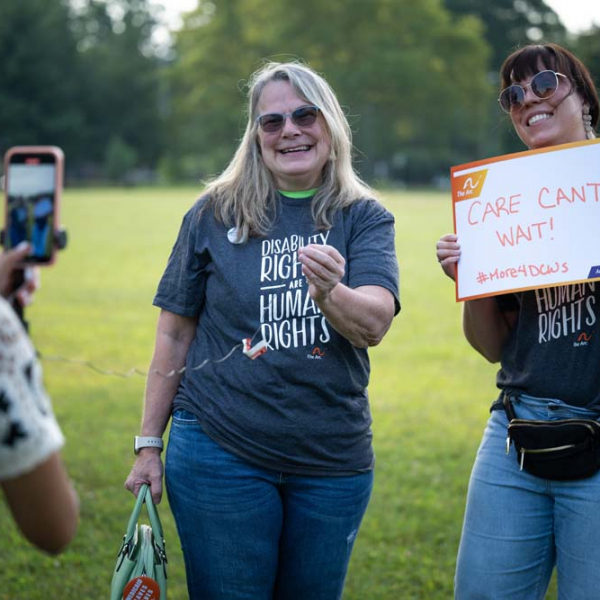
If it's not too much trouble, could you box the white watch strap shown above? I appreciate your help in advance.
[134,436,164,454]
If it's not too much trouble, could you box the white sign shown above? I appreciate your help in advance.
[451,138,600,301]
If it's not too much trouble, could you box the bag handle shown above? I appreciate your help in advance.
[122,485,166,556]
[123,484,148,543]
[141,485,166,563]
[142,485,165,546]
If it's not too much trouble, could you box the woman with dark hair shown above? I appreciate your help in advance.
[437,43,600,599]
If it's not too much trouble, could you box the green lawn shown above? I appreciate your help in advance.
[0,188,557,599]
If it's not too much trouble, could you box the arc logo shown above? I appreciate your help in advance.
[307,347,326,360]
[452,169,488,202]
[574,331,593,348]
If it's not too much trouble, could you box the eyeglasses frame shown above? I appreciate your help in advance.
[498,70,568,114]
[255,105,321,133]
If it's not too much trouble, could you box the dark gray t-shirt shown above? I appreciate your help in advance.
[496,282,600,407]
[154,194,400,475]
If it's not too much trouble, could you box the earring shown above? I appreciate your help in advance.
[583,105,595,140]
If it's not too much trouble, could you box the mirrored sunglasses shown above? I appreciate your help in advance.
[498,70,567,114]
[256,105,320,133]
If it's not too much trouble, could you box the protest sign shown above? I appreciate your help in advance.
[451,138,600,301]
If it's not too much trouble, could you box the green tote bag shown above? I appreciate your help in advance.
[110,484,168,600]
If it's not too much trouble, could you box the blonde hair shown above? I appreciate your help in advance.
[202,61,374,241]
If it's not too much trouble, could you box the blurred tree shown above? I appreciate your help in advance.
[105,134,138,182]
[443,0,567,73]
[264,0,493,182]
[70,0,165,178]
[443,0,569,158]
[574,26,600,93]
[0,0,578,184]
[0,0,85,163]
[167,0,492,184]
[0,0,166,179]
[165,0,268,181]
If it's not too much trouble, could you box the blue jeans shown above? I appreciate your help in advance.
[455,394,600,599]
[165,409,373,600]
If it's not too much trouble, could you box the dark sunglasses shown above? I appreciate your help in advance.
[256,105,321,133]
[498,70,567,114]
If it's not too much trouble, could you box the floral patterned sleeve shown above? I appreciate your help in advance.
[0,298,64,480]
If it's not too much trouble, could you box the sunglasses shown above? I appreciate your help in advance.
[256,105,321,133]
[498,70,567,114]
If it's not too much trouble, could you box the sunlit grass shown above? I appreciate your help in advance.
[0,187,557,599]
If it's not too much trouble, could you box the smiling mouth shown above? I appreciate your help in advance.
[528,113,552,126]
[280,145,311,154]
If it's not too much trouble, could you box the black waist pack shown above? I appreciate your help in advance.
[503,395,600,481]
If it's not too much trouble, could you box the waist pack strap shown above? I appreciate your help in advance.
[503,393,517,421]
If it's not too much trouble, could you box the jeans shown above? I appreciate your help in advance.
[455,394,600,600]
[165,409,373,600]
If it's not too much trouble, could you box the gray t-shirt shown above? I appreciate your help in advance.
[154,194,400,475]
[496,282,600,407]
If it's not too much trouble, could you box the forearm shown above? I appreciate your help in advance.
[140,371,181,438]
[2,453,79,554]
[126,311,197,503]
[140,312,197,437]
[317,284,395,348]
[463,298,515,363]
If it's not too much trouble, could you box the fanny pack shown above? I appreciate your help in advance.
[503,394,600,480]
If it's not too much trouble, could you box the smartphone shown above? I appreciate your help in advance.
[3,146,64,265]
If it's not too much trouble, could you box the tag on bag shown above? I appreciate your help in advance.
[123,575,161,600]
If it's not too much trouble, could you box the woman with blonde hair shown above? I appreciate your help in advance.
[126,60,399,599]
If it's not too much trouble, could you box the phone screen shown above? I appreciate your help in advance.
[5,152,57,263]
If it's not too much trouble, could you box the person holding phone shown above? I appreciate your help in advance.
[125,60,400,599]
[0,242,79,554]
[436,43,600,599]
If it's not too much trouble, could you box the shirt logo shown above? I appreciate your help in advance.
[306,347,326,360]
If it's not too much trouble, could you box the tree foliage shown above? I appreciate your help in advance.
[573,26,600,94]
[70,0,165,171]
[0,0,586,184]
[0,0,164,180]
[168,0,492,183]
[443,0,567,72]
[0,0,84,157]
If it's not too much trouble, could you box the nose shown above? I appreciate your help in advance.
[280,115,301,136]
[521,83,539,106]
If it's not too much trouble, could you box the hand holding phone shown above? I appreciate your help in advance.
[0,245,38,302]
[3,146,64,265]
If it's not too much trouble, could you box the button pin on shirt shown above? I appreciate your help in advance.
[227,228,243,244]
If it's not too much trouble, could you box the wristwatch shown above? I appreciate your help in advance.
[134,436,164,455]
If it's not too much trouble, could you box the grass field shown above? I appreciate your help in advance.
[0,188,558,599]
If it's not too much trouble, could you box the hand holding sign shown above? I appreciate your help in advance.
[436,233,460,281]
